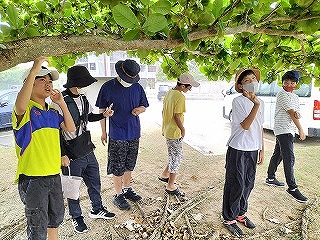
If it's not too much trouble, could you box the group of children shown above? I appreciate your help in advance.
[12,56,307,239]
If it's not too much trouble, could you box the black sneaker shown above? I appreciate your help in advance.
[123,187,142,202]
[89,207,116,219]
[223,220,244,237]
[71,216,88,233]
[266,178,285,187]
[236,215,256,229]
[113,194,131,210]
[287,188,308,203]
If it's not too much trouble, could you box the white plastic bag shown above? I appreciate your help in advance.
[60,166,82,200]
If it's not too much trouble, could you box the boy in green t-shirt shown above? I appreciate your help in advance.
[159,73,200,196]
[13,56,75,240]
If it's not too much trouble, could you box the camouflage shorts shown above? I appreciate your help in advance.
[166,138,183,173]
[107,138,140,176]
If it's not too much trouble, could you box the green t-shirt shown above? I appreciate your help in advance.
[162,89,186,139]
[12,100,63,183]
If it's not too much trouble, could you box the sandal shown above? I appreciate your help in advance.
[165,188,185,197]
[158,177,169,183]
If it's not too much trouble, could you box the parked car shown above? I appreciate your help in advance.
[0,90,18,129]
[157,84,172,101]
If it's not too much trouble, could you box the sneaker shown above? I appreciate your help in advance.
[71,216,88,233]
[123,187,142,202]
[113,194,131,210]
[266,178,285,187]
[236,215,256,229]
[89,207,116,220]
[287,188,308,203]
[223,220,243,237]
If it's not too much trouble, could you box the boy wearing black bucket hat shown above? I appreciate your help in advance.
[58,65,116,233]
[265,70,308,203]
[222,68,264,237]
[95,59,149,210]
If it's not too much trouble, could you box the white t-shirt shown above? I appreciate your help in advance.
[274,90,300,136]
[53,94,94,140]
[227,95,264,151]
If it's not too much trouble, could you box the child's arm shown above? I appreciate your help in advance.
[240,91,260,130]
[99,108,108,146]
[132,106,146,116]
[50,89,76,132]
[287,109,306,140]
[174,113,185,138]
[258,129,264,164]
[15,57,48,122]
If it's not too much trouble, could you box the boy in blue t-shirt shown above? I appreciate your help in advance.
[96,59,149,210]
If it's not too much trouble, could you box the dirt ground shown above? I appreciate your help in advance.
[0,117,319,240]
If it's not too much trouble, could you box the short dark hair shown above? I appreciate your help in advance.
[237,70,255,84]
[177,82,191,88]
[282,71,299,83]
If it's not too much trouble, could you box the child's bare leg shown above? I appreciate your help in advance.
[48,228,58,240]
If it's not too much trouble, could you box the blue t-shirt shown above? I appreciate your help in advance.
[95,78,149,140]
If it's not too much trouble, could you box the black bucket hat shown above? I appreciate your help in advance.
[115,59,140,84]
[64,65,97,88]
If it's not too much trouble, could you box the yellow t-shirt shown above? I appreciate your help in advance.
[12,100,63,182]
[162,89,186,139]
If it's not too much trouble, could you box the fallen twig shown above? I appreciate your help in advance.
[136,201,152,227]
[301,196,318,240]
[262,207,268,220]
[184,214,195,240]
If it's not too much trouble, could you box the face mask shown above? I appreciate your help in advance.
[242,82,259,93]
[119,79,132,88]
[283,86,295,92]
[77,86,89,94]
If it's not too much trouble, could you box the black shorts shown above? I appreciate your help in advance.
[107,138,140,176]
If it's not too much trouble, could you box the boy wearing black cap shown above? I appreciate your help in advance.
[159,73,200,197]
[96,59,149,210]
[13,56,76,240]
[58,65,115,233]
[266,70,308,203]
[222,68,264,237]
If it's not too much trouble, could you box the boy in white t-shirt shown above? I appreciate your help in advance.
[266,70,307,203]
[222,68,264,237]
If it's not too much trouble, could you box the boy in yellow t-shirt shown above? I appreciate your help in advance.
[12,56,75,240]
[159,73,200,196]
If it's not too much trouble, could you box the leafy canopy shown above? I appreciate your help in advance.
[0,0,319,84]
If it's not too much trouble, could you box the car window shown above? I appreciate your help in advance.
[274,82,311,97]
[0,91,18,105]
[256,82,272,96]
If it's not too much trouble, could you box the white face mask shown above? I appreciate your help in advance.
[119,79,132,88]
[242,82,259,93]
[77,86,89,94]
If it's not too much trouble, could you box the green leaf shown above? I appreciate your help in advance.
[151,0,171,15]
[180,28,190,47]
[25,26,40,37]
[86,22,95,28]
[6,5,19,29]
[140,0,151,5]
[198,11,215,25]
[142,13,167,33]
[124,29,140,40]
[36,2,47,12]
[112,4,140,29]
[212,0,224,18]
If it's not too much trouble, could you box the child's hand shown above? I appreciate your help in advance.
[298,130,306,141]
[61,155,70,167]
[103,103,114,117]
[131,106,145,116]
[243,90,260,105]
[294,111,301,119]
[31,56,49,75]
[50,89,63,105]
